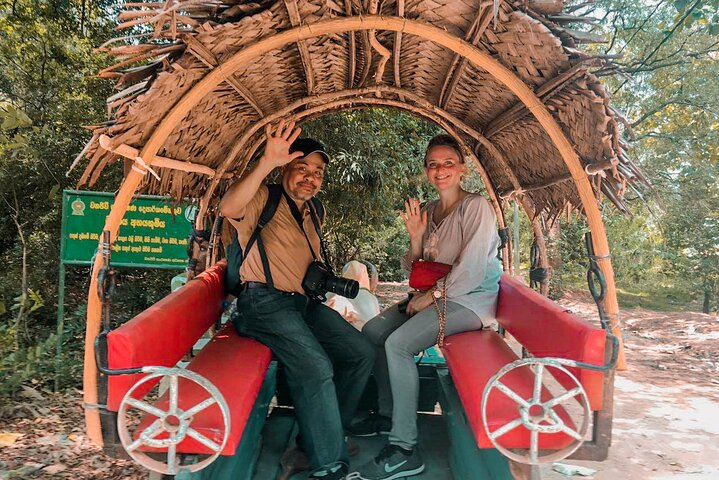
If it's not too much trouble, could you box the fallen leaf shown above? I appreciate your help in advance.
[19,385,44,401]
[36,434,70,446]
[552,462,597,476]
[0,432,23,447]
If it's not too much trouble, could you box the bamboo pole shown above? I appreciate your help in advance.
[83,15,626,443]
[98,134,222,177]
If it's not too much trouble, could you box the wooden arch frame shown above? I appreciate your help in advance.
[83,15,624,443]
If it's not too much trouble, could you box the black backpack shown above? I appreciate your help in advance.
[224,184,324,296]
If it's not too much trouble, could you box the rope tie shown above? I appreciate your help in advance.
[498,188,525,201]
[131,156,161,181]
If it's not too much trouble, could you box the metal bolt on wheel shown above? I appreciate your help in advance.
[482,358,590,465]
[118,366,230,475]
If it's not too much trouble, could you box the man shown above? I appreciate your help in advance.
[220,120,374,480]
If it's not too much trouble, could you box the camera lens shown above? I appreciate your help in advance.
[326,276,360,299]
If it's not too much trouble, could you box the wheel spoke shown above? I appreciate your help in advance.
[187,427,222,452]
[495,381,531,408]
[128,418,163,452]
[140,418,165,440]
[545,387,582,408]
[167,443,177,475]
[489,417,524,440]
[127,398,167,419]
[127,437,144,452]
[169,375,179,414]
[558,423,583,441]
[182,397,217,419]
[532,363,544,403]
[529,429,539,463]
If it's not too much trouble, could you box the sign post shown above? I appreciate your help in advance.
[56,190,195,390]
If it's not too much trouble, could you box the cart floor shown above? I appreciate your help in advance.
[253,408,453,480]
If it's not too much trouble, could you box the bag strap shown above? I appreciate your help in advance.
[432,279,448,347]
[243,184,283,290]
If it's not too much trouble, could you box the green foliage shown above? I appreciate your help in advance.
[302,109,441,279]
[0,326,60,400]
[669,0,719,34]
[570,0,719,310]
[12,288,45,313]
[0,0,116,391]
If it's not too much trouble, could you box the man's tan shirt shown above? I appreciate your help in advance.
[229,185,322,294]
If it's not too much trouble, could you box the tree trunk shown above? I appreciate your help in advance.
[703,287,710,314]
[6,192,28,350]
[546,218,562,298]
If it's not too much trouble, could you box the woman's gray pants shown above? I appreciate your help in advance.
[362,301,483,450]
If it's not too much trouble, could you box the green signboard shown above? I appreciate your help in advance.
[61,190,195,269]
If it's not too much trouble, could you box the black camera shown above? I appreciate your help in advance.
[302,261,360,302]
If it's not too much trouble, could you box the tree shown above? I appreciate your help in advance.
[0,0,116,395]
[302,109,441,279]
[553,0,719,308]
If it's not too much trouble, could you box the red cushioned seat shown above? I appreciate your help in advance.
[496,274,606,410]
[443,330,574,450]
[136,324,272,455]
[107,262,228,412]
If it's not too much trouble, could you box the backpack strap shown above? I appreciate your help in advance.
[243,184,283,290]
[237,185,328,291]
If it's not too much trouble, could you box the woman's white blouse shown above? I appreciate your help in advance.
[402,194,503,327]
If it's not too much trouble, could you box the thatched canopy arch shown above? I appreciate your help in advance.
[79,0,642,443]
[79,2,642,217]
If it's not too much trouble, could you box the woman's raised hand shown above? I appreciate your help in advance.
[400,197,427,241]
[261,120,304,169]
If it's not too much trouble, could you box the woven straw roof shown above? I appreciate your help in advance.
[74,0,646,217]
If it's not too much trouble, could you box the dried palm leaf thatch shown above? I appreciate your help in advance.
[73,0,646,218]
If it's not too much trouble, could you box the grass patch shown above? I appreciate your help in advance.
[553,274,698,312]
[615,283,696,312]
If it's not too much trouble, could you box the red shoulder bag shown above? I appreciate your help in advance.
[408,260,452,291]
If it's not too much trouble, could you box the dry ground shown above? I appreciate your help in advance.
[1,283,717,479]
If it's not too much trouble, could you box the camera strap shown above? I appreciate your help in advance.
[282,190,322,262]
[307,201,335,275]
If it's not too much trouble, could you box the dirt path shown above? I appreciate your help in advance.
[540,290,719,480]
[0,284,717,479]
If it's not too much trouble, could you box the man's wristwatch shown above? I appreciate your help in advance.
[432,288,442,299]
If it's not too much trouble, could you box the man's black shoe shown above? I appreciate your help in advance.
[347,414,392,437]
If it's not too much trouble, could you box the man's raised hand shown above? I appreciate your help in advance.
[261,120,303,169]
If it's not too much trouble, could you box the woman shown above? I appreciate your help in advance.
[351,134,503,480]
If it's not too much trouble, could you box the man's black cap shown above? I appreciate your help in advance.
[289,138,330,163]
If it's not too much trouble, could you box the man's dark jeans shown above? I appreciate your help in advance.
[233,288,375,474]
